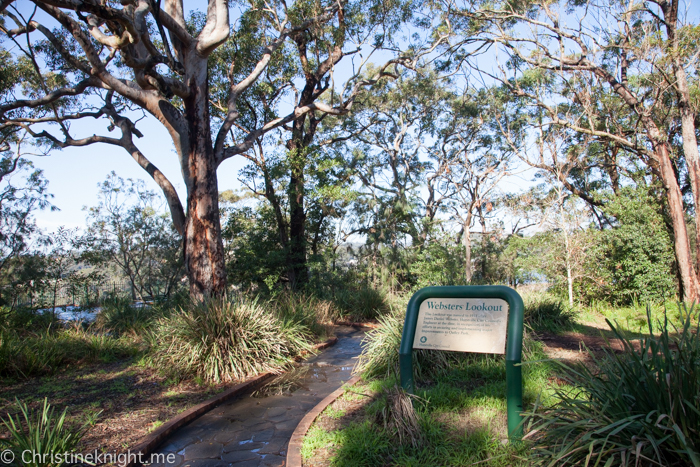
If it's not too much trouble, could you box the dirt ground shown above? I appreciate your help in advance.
[0,362,229,457]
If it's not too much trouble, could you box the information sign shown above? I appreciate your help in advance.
[399,286,524,439]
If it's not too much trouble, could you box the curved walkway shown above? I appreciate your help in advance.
[147,326,365,467]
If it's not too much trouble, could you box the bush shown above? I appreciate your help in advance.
[0,326,138,378]
[0,306,60,335]
[333,284,389,321]
[522,292,574,332]
[96,296,156,336]
[0,398,98,467]
[356,307,471,380]
[268,292,336,339]
[148,296,313,383]
[525,305,700,466]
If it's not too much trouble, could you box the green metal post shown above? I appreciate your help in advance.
[399,286,524,440]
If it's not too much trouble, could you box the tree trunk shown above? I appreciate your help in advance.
[463,215,472,283]
[659,0,700,279]
[287,141,308,289]
[652,131,700,302]
[182,56,226,299]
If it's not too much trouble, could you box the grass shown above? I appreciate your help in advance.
[332,284,390,321]
[524,305,700,466]
[0,398,97,467]
[303,332,556,466]
[0,325,140,378]
[147,295,314,383]
[95,296,159,336]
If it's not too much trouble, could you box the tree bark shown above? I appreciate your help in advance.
[287,129,308,289]
[182,55,226,299]
[463,215,472,283]
[658,0,700,276]
[651,127,700,301]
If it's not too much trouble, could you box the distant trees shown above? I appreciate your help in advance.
[0,0,433,297]
[82,173,184,300]
[438,0,699,300]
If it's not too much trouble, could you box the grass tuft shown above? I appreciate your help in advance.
[525,304,700,466]
[0,398,98,467]
[147,295,313,383]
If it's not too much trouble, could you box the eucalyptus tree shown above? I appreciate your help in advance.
[342,71,450,255]
[434,88,512,283]
[0,0,428,297]
[440,0,700,300]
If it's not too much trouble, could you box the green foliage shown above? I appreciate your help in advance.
[268,292,336,339]
[356,307,471,380]
[0,326,138,379]
[222,203,289,292]
[148,296,313,383]
[95,297,157,336]
[597,186,678,304]
[82,173,184,301]
[0,306,59,334]
[522,292,574,332]
[332,283,389,321]
[0,398,98,467]
[526,305,700,466]
[410,238,466,288]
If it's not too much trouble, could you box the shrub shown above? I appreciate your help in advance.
[333,284,389,321]
[148,296,313,383]
[522,292,574,332]
[268,292,336,339]
[0,398,98,467]
[0,306,60,335]
[96,296,155,336]
[525,305,700,466]
[356,307,471,380]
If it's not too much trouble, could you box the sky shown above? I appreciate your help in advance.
[16,0,699,235]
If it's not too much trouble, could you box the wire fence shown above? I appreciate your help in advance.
[14,281,136,309]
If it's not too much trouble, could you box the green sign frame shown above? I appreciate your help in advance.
[399,285,524,439]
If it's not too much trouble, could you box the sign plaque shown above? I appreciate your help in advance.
[413,298,509,354]
[399,286,524,440]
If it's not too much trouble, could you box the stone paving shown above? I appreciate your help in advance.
[147,326,365,467]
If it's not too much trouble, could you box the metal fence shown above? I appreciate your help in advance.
[14,281,135,309]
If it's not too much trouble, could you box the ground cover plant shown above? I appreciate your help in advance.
[303,296,560,466]
[147,295,320,383]
[303,341,555,466]
[524,305,700,466]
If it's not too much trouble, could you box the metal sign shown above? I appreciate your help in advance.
[399,286,524,439]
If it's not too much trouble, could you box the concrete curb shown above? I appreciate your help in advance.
[125,336,338,467]
[286,374,362,467]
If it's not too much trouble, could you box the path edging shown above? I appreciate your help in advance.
[125,336,338,467]
[286,374,362,467]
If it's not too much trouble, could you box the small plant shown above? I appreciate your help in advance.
[334,284,389,321]
[355,307,469,380]
[522,292,574,332]
[375,385,424,448]
[148,296,313,383]
[0,398,99,467]
[96,296,155,336]
[269,292,336,338]
[525,305,700,466]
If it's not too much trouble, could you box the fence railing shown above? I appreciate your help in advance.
[14,281,136,309]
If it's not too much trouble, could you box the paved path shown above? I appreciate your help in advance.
[148,326,365,467]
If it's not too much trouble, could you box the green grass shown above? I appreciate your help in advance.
[303,334,556,466]
[0,325,140,378]
[147,295,314,383]
[524,305,700,466]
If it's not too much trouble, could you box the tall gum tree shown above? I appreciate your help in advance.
[441,0,700,300]
[0,0,427,297]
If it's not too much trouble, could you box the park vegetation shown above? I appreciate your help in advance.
[0,0,699,465]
